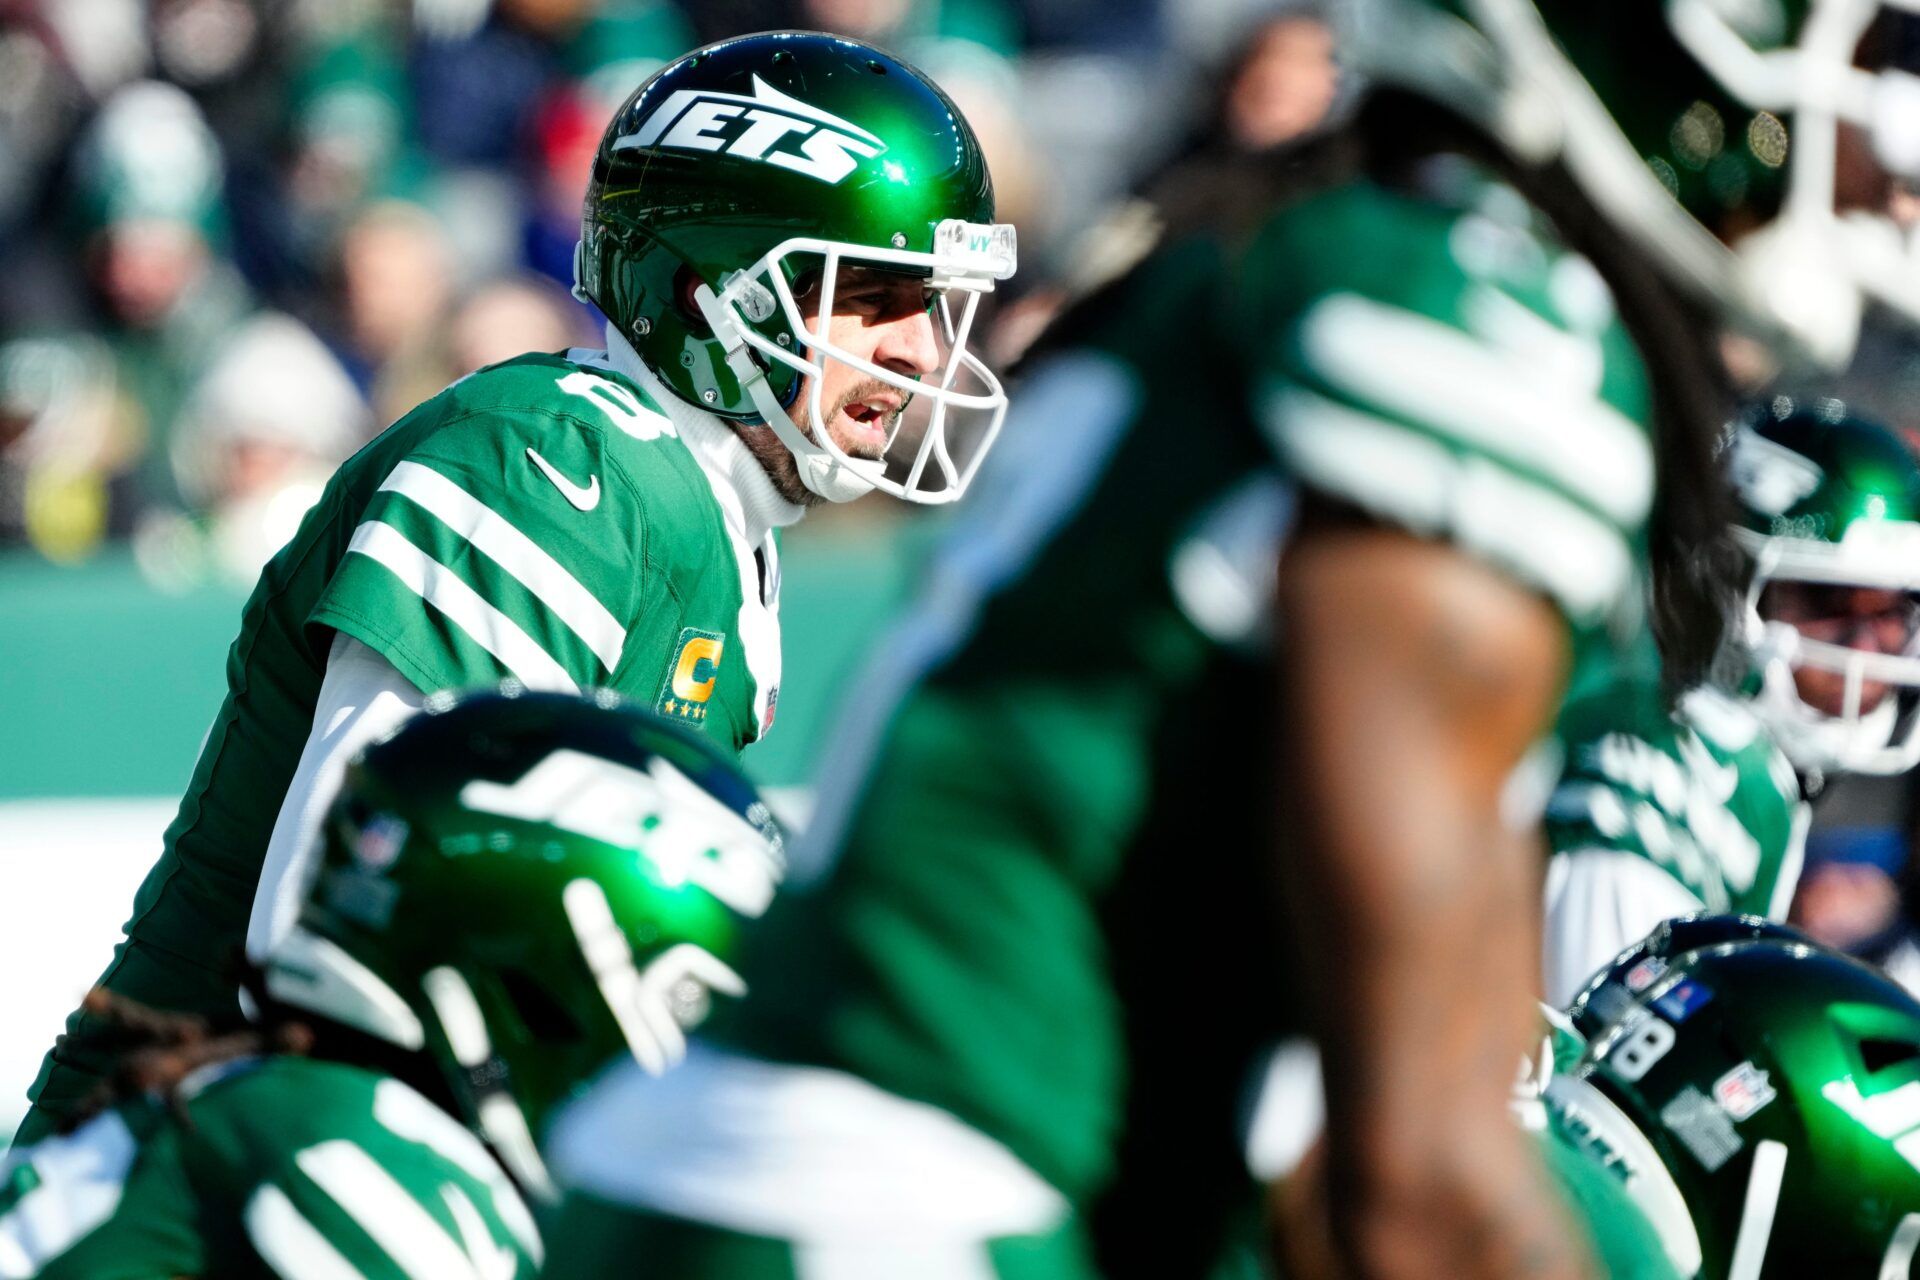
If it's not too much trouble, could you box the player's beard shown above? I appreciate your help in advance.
[735,376,908,507]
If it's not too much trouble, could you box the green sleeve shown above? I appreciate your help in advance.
[309,403,648,698]
[1235,179,1656,631]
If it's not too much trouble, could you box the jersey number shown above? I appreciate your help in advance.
[556,371,675,441]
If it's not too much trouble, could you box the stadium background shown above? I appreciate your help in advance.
[6,0,1920,1151]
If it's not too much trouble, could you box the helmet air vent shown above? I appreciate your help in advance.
[1859,1036,1920,1076]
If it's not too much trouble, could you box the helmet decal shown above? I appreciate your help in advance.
[616,74,886,186]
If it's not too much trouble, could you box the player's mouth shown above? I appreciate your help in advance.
[835,393,902,459]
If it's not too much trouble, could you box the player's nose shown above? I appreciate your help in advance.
[875,308,940,378]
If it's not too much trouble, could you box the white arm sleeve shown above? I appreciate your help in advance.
[243,634,424,963]
[1541,849,1708,1008]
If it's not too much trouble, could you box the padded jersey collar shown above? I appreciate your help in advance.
[602,323,807,545]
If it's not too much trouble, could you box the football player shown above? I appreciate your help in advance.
[16,31,1015,1142]
[541,7,1920,1280]
[1545,401,1920,1005]
[0,689,783,1277]
[1528,914,1920,1278]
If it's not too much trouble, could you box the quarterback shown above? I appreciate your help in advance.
[0,690,784,1277]
[17,31,1014,1140]
[542,3,1920,1277]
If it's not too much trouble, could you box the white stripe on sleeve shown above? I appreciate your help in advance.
[296,1141,502,1280]
[346,520,578,694]
[246,1184,370,1280]
[379,461,626,672]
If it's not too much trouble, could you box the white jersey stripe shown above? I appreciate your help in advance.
[1297,291,1654,526]
[1265,385,1635,624]
[378,461,626,672]
[296,1141,502,1280]
[246,1184,370,1280]
[346,521,578,693]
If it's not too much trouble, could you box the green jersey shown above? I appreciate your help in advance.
[1543,654,1808,1004]
[23,339,791,1133]
[561,164,1659,1266]
[0,1056,540,1278]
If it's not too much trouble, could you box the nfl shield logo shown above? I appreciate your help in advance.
[1713,1062,1777,1121]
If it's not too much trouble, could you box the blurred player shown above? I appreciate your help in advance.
[17,31,1015,1141]
[1545,401,1920,1003]
[0,689,783,1277]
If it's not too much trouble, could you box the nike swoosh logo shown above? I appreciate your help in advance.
[527,447,601,511]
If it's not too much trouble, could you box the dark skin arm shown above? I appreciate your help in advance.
[1274,507,1593,1279]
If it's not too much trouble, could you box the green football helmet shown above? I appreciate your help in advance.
[1342,0,1920,367]
[1726,398,1920,775]
[576,30,1016,505]
[1551,915,1920,1278]
[258,688,784,1201]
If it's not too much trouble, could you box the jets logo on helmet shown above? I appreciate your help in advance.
[616,74,885,186]
[1726,428,1825,520]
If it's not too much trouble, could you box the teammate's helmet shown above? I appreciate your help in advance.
[577,31,1016,505]
[1727,399,1920,775]
[1342,0,1920,368]
[259,689,784,1200]
[1554,916,1920,1278]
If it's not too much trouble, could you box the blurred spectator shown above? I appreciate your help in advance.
[1218,11,1337,153]
[1792,826,1920,993]
[447,273,590,373]
[521,83,605,289]
[71,79,254,516]
[38,0,149,102]
[992,5,1339,366]
[281,24,415,264]
[0,333,139,561]
[409,0,688,168]
[324,198,454,421]
[0,16,87,237]
[148,0,261,89]
[136,311,367,587]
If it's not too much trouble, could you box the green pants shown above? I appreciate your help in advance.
[542,1193,1101,1279]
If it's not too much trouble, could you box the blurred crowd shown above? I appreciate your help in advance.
[0,0,1340,587]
